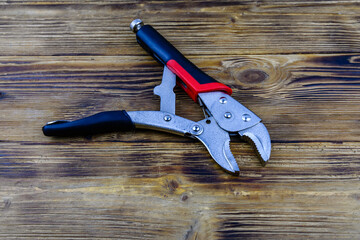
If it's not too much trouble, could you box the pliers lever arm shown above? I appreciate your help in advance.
[131,19,232,102]
[43,110,240,174]
[43,111,194,137]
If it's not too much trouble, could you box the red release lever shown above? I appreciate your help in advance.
[167,59,232,102]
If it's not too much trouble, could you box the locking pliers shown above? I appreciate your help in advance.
[43,19,271,175]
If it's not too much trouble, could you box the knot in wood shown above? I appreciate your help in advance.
[238,69,268,84]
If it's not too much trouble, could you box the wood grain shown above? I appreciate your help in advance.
[0,1,360,239]
[0,1,358,56]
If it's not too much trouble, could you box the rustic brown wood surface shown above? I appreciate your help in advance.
[0,1,360,239]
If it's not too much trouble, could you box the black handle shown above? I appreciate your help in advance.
[136,25,217,84]
[43,110,134,137]
[133,22,232,101]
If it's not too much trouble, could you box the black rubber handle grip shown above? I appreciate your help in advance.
[42,110,134,137]
[136,25,219,85]
[135,25,232,101]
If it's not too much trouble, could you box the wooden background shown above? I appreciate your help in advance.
[0,0,359,239]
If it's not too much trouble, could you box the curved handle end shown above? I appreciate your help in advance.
[43,111,135,137]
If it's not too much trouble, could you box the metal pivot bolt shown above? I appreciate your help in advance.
[130,19,144,33]
[192,125,200,132]
[190,124,203,135]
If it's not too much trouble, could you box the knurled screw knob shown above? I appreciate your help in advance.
[130,19,144,33]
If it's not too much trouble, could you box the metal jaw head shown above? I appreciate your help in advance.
[239,122,271,166]
[194,117,240,174]
[128,67,240,173]
[198,92,271,166]
[127,67,270,174]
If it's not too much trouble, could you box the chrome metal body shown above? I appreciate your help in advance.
[127,111,239,174]
[125,67,271,175]
[154,67,176,114]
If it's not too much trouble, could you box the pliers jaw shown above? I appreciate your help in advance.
[239,122,271,166]
[198,91,271,167]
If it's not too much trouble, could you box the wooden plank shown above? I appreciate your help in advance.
[0,1,358,55]
[0,141,360,239]
[0,0,360,239]
[0,53,359,239]
[0,54,359,142]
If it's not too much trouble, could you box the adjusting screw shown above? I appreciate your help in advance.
[130,19,144,33]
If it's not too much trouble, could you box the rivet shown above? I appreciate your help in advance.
[192,125,201,132]
[164,115,172,121]
[219,97,227,104]
[242,114,251,122]
[224,112,232,119]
